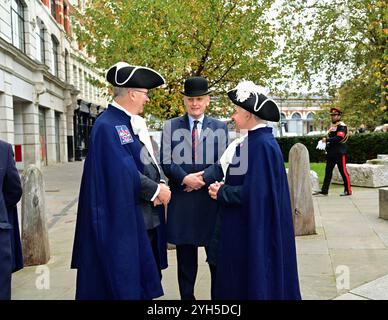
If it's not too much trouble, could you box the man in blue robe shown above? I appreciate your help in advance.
[0,140,23,300]
[208,81,301,300]
[71,62,168,300]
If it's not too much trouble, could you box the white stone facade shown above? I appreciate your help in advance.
[0,0,107,169]
[273,96,331,137]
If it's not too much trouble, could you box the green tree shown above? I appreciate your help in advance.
[73,0,279,123]
[277,0,388,125]
[312,71,383,131]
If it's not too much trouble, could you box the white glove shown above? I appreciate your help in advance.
[316,140,326,150]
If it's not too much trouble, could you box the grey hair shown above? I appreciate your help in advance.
[253,114,267,124]
[239,107,267,124]
[113,87,129,98]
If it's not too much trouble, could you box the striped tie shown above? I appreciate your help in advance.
[192,120,199,165]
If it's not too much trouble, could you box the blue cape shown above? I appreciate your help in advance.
[71,107,163,300]
[8,206,23,272]
[215,127,301,300]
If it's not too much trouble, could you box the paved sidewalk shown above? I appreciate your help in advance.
[10,162,388,300]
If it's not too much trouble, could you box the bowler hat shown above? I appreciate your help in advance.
[181,77,211,97]
[227,80,280,122]
[330,107,342,115]
[106,62,165,89]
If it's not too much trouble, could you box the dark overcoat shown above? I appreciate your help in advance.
[160,114,228,246]
[0,140,23,300]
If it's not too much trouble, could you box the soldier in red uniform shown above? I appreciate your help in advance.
[314,107,352,196]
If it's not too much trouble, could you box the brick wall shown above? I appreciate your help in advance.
[41,0,71,35]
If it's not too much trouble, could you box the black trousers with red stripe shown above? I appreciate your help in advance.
[321,152,352,194]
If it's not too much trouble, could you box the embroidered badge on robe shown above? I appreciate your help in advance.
[115,125,133,144]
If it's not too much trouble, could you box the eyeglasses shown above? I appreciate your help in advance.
[130,89,150,99]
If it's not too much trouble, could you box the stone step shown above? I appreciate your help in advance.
[366,159,388,165]
[332,164,388,188]
[380,187,388,220]
[377,154,388,160]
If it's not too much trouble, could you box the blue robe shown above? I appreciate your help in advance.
[71,106,163,300]
[215,127,301,300]
[0,140,23,300]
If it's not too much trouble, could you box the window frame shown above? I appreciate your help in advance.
[36,19,46,63]
[50,0,57,19]
[51,35,60,77]
[10,0,26,52]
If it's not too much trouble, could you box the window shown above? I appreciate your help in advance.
[280,113,287,133]
[36,19,45,63]
[73,65,78,87]
[79,68,83,92]
[306,112,315,133]
[289,113,303,135]
[64,2,69,33]
[84,71,88,98]
[291,113,302,120]
[51,35,59,77]
[11,0,25,52]
[51,0,56,19]
[64,49,69,81]
[306,112,314,120]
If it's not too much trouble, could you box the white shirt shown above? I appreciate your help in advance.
[188,114,205,138]
[219,123,267,177]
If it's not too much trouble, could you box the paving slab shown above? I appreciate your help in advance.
[9,163,388,300]
[349,275,388,300]
[334,293,369,300]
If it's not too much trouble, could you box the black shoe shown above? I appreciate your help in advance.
[340,191,352,196]
[313,191,328,196]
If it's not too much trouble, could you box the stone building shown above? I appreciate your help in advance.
[0,0,107,170]
[273,96,331,137]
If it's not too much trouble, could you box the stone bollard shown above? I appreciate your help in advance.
[21,165,50,266]
[288,143,316,236]
[379,188,388,220]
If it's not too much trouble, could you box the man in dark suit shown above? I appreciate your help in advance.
[0,140,23,300]
[136,120,170,277]
[160,76,228,300]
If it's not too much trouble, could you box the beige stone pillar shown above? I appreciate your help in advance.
[288,143,316,236]
[22,103,41,169]
[45,108,56,165]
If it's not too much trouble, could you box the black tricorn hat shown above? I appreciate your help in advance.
[227,81,280,122]
[329,107,342,115]
[106,62,165,89]
[181,76,212,97]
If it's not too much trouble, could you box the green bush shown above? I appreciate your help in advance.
[276,132,388,164]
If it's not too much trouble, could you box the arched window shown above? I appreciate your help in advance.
[36,19,45,63]
[307,112,314,120]
[280,113,287,133]
[292,112,302,120]
[11,0,25,52]
[289,113,303,135]
[306,112,314,133]
[51,35,60,77]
